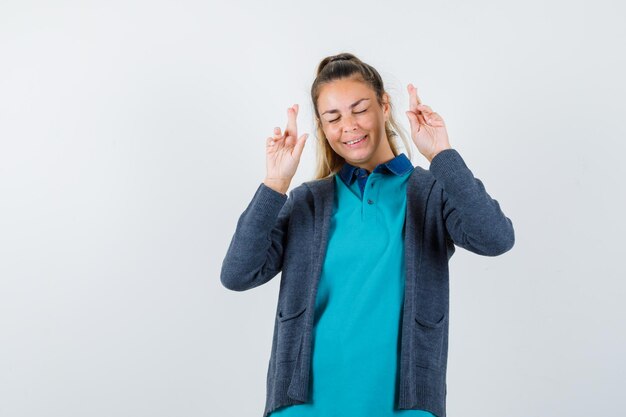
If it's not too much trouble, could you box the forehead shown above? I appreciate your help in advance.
[317,78,374,109]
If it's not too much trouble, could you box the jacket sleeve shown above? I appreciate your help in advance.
[220,182,293,291]
[429,148,515,256]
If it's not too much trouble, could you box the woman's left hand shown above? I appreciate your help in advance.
[405,83,452,162]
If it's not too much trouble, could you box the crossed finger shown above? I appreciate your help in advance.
[408,83,421,109]
[285,104,299,140]
[407,84,428,125]
[267,126,283,147]
[268,104,301,147]
[418,103,433,114]
[422,109,444,126]
[417,104,437,124]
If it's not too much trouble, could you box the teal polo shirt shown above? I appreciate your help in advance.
[269,153,437,417]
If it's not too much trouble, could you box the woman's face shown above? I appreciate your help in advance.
[317,77,394,172]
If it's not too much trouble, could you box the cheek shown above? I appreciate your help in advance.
[324,131,342,149]
[323,126,341,142]
[327,136,342,151]
[360,116,378,130]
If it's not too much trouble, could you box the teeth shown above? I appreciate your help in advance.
[346,135,365,145]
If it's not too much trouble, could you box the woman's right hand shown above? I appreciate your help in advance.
[264,104,309,194]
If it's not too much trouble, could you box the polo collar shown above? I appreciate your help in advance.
[338,152,413,185]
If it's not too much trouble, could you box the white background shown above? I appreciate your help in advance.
[1,1,625,416]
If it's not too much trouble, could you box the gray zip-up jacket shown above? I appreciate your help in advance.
[220,148,515,417]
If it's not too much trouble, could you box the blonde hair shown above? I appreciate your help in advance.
[310,52,414,180]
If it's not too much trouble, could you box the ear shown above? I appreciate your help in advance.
[382,92,390,122]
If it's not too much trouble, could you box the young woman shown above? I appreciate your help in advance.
[221,53,515,417]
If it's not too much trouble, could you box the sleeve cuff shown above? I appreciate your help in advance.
[249,182,289,222]
[428,148,469,179]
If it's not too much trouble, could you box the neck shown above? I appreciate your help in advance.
[355,142,395,173]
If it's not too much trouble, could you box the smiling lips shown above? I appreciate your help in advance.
[344,134,367,147]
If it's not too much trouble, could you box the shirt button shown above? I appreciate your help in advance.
[367,199,374,204]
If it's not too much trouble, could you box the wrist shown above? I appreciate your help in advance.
[263,178,290,194]
[428,146,452,163]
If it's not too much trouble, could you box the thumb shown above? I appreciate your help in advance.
[293,133,309,158]
[406,111,420,132]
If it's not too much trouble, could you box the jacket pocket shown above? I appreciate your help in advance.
[414,312,446,370]
[276,306,307,363]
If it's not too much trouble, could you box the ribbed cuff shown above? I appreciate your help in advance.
[258,182,288,202]
[428,148,468,179]
[248,182,289,223]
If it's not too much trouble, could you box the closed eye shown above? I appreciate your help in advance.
[329,109,367,123]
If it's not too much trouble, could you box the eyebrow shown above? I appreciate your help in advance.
[321,98,370,116]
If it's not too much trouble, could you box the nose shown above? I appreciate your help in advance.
[342,114,358,132]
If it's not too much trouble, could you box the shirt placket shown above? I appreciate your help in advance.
[357,169,380,223]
